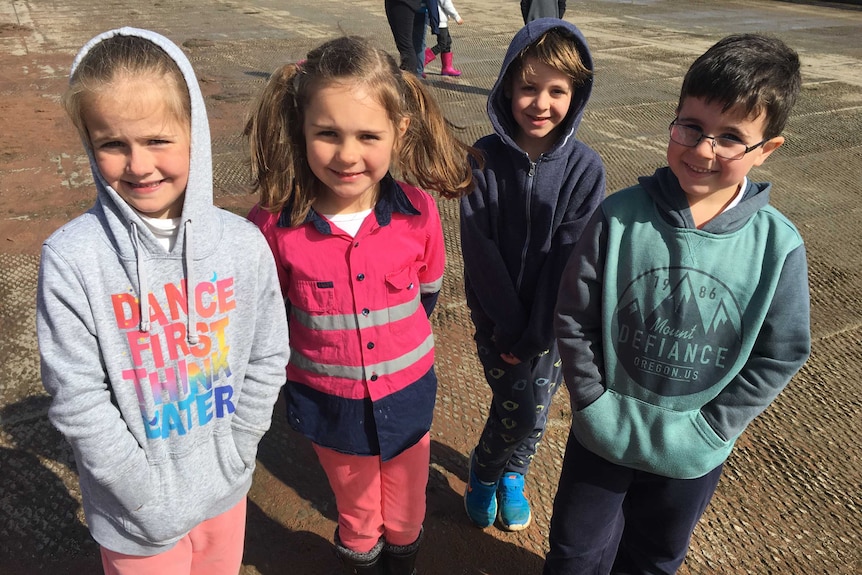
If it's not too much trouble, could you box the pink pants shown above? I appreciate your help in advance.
[100,497,246,575]
[314,432,430,553]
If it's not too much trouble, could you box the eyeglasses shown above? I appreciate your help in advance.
[668,120,768,160]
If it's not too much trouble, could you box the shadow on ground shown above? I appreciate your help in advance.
[0,393,544,574]
[249,394,545,575]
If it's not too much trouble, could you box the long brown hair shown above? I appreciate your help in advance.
[245,35,481,226]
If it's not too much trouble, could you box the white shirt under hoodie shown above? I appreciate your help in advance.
[36,27,290,555]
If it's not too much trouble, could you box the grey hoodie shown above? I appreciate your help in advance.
[36,28,290,555]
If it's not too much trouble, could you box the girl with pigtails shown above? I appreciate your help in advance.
[245,35,479,575]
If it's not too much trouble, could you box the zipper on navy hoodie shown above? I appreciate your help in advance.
[516,157,538,291]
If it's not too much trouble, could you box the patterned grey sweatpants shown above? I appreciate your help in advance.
[471,330,563,483]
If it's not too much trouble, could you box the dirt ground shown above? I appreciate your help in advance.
[1,1,861,574]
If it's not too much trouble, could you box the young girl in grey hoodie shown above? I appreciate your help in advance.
[36,28,290,573]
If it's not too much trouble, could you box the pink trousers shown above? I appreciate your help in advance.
[100,497,246,575]
[313,432,430,553]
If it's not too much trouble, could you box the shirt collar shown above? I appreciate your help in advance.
[276,173,421,234]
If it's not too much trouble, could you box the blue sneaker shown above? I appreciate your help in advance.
[464,455,498,528]
[497,472,532,531]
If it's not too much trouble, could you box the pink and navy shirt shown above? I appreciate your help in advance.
[250,175,445,460]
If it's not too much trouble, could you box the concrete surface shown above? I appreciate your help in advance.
[0,0,860,573]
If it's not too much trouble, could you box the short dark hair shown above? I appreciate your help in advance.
[678,34,801,139]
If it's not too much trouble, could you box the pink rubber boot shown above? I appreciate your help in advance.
[441,52,461,76]
[424,47,437,66]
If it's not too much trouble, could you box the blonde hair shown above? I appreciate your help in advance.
[507,28,591,91]
[245,35,481,226]
[63,34,190,144]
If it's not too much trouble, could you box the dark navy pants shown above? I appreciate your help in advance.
[384,0,421,72]
[543,433,723,575]
[471,330,562,483]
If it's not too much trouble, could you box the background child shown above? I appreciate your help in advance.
[245,35,479,574]
[385,0,422,73]
[521,0,566,24]
[36,28,290,574]
[545,33,810,574]
[460,18,605,532]
[413,0,439,77]
[423,0,464,77]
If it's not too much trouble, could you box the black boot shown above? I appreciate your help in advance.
[382,529,422,575]
[334,529,385,575]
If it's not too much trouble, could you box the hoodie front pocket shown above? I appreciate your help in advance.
[120,431,250,544]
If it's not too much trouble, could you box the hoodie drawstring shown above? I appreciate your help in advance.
[184,219,199,346]
[131,223,151,334]
[132,220,199,348]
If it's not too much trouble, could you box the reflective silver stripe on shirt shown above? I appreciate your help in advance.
[290,332,435,379]
[291,290,421,331]
[421,276,443,294]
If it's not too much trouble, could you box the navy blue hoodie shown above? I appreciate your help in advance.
[460,18,606,361]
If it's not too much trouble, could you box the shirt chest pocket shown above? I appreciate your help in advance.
[293,280,337,314]
[385,265,422,334]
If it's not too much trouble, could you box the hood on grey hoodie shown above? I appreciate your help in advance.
[640,167,770,233]
[71,27,216,344]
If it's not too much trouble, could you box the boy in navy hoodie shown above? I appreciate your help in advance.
[460,18,605,532]
[545,34,810,573]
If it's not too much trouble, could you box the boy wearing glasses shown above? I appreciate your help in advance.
[544,34,811,574]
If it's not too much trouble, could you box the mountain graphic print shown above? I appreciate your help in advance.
[613,267,743,396]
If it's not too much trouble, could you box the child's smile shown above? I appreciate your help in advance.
[508,56,573,160]
[667,96,783,225]
[84,78,190,220]
[303,82,408,215]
